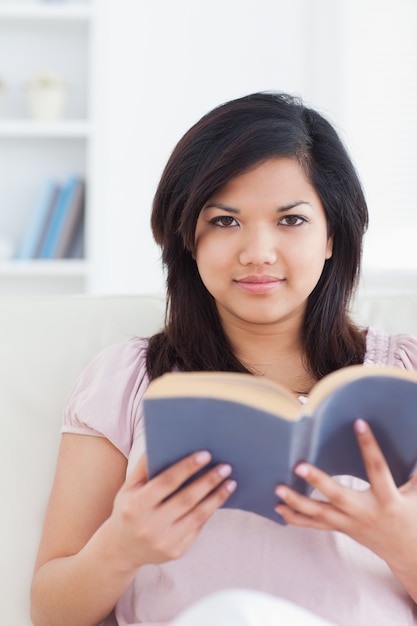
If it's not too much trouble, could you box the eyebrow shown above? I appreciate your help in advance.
[203,200,313,213]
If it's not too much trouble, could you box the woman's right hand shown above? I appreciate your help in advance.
[107,451,237,570]
[31,437,236,626]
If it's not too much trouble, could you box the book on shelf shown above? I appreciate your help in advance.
[65,209,85,259]
[144,365,417,524]
[39,175,85,259]
[54,178,85,259]
[14,179,60,260]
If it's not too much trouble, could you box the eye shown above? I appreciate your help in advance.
[278,215,307,227]
[210,215,239,228]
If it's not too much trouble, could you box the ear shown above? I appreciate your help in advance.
[325,233,334,260]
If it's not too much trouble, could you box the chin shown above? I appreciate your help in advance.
[237,308,291,326]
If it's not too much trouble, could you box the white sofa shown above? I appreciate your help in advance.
[2,292,417,626]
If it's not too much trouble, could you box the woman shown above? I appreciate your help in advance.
[31,93,417,626]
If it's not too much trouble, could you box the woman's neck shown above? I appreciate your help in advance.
[222,318,316,396]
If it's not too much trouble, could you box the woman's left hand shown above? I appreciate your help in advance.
[275,418,417,602]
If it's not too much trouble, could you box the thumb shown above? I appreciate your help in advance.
[408,465,417,487]
[125,453,148,488]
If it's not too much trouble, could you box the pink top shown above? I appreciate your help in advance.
[62,327,417,626]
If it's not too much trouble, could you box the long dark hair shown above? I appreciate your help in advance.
[147,92,368,380]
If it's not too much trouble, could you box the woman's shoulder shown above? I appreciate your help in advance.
[67,336,150,395]
[88,335,150,368]
[364,327,417,370]
[62,336,151,457]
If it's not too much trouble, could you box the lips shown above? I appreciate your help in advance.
[234,275,284,294]
[237,275,282,284]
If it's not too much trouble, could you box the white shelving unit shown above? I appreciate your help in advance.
[0,0,94,295]
[0,258,88,295]
[0,2,91,19]
[0,119,92,137]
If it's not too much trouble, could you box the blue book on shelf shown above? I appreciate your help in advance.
[54,178,85,258]
[39,176,82,259]
[15,179,60,260]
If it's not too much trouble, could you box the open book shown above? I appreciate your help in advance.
[143,365,417,524]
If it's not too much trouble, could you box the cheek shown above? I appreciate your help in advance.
[194,239,221,285]
[195,239,212,271]
[288,236,330,275]
[195,236,237,298]
[195,232,231,268]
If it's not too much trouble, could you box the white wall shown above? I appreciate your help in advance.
[89,0,417,295]
[339,0,417,275]
[89,0,345,294]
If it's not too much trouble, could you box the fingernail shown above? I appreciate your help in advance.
[226,479,237,493]
[354,418,367,434]
[195,450,211,465]
[275,486,287,499]
[217,463,232,478]
[294,463,309,478]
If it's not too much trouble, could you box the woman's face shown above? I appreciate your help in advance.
[194,157,333,333]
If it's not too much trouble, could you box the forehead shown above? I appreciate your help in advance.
[206,158,319,205]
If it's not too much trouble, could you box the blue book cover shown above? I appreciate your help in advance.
[39,176,81,259]
[15,179,59,260]
[144,366,417,524]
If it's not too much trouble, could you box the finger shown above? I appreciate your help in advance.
[353,419,397,503]
[146,450,213,505]
[406,465,417,487]
[275,484,346,529]
[124,454,148,488]
[159,479,237,559]
[275,502,334,530]
[175,477,237,533]
[290,462,355,513]
[161,462,234,518]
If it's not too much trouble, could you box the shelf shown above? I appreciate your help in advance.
[0,0,94,296]
[0,259,88,277]
[0,119,92,138]
[0,3,92,21]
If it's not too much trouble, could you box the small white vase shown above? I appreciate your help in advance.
[26,78,68,121]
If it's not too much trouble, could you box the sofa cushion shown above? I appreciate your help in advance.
[1,295,165,626]
[1,292,416,626]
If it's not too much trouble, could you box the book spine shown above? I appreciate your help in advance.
[39,176,80,259]
[54,179,85,259]
[34,185,61,258]
[14,179,59,260]
[288,417,314,495]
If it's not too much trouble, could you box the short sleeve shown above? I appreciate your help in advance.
[62,336,150,458]
[365,328,417,370]
[391,333,417,370]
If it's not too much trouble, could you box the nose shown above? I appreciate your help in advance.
[238,226,277,266]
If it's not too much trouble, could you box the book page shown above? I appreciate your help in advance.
[145,371,301,421]
[305,365,417,415]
